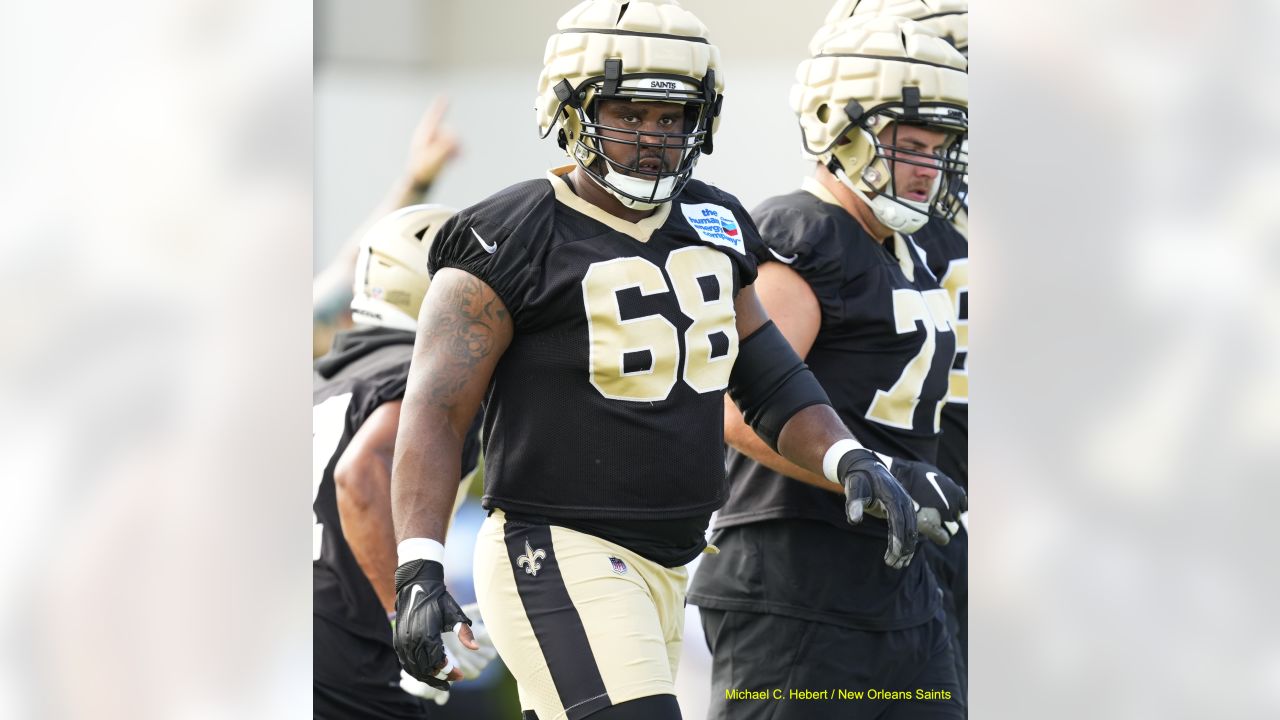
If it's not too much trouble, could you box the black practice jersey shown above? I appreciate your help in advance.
[691,182,956,630]
[312,328,480,646]
[428,167,764,565]
[910,215,969,489]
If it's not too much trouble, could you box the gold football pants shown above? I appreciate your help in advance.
[473,509,687,720]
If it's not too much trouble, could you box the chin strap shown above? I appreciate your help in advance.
[584,164,674,211]
[828,160,930,234]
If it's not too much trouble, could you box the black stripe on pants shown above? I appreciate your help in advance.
[504,520,612,720]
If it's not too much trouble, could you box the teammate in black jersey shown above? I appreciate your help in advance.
[834,1,973,706]
[687,15,969,719]
[387,3,927,719]
[313,205,493,719]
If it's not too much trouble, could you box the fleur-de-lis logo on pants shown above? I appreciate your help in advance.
[516,539,547,577]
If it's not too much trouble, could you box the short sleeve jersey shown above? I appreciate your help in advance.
[428,168,763,533]
[691,181,957,630]
[312,329,480,647]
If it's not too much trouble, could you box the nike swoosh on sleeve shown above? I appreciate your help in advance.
[767,248,798,264]
[470,227,497,254]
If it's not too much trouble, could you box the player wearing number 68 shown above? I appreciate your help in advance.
[388,2,925,719]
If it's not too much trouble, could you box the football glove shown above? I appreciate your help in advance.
[393,559,471,689]
[837,449,919,569]
[889,459,966,545]
[394,602,495,705]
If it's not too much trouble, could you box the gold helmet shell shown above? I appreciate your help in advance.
[814,0,968,55]
[534,0,724,207]
[350,204,457,332]
[792,15,967,231]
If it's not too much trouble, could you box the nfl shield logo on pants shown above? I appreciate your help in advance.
[609,556,627,574]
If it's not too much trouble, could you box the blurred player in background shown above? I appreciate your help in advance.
[688,14,968,719]
[314,98,461,357]
[313,205,495,719]
[822,1,972,705]
[388,2,929,718]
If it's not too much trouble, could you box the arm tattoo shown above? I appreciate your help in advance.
[419,274,509,410]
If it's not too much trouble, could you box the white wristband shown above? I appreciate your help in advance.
[398,538,445,566]
[822,439,864,484]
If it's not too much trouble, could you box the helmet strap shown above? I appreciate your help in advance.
[584,165,673,211]
[829,160,929,235]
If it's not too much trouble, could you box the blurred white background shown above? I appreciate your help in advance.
[0,0,1277,718]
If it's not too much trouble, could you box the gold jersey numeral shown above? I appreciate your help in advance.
[582,247,738,402]
[865,288,956,432]
[582,257,680,402]
[940,258,969,404]
[667,247,739,394]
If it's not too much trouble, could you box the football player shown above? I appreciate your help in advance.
[314,98,460,358]
[825,1,973,705]
[687,15,968,720]
[313,205,494,719]
[388,2,929,719]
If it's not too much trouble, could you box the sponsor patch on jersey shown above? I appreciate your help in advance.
[679,203,745,255]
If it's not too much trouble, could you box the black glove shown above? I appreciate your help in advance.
[393,559,472,689]
[837,449,919,569]
[889,459,966,546]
